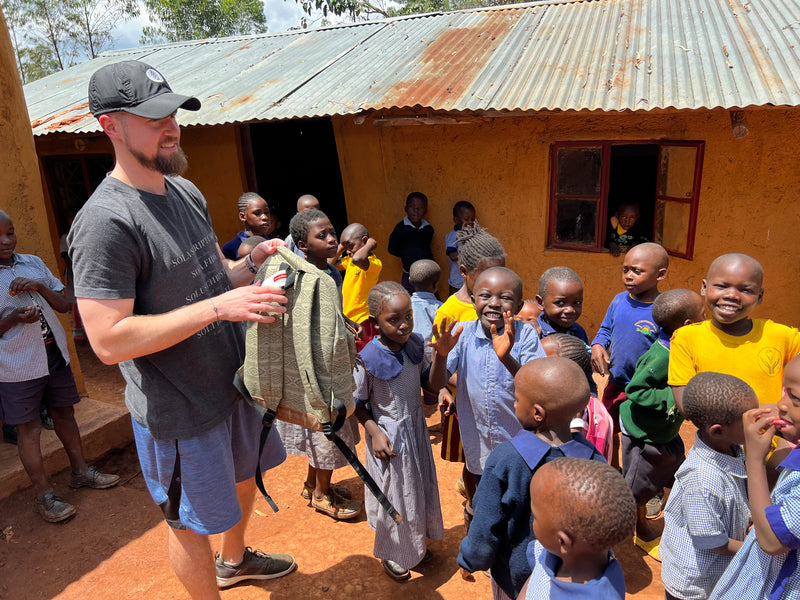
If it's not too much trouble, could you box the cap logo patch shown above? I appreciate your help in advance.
[145,68,165,83]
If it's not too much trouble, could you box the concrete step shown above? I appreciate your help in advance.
[0,397,133,501]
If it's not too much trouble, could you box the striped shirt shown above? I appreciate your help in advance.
[0,254,69,382]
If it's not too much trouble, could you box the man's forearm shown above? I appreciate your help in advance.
[78,297,218,365]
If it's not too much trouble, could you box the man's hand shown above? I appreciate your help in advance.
[212,284,287,323]
[248,238,286,268]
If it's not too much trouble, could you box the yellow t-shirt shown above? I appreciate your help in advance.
[434,294,477,331]
[341,254,382,324]
[668,319,800,405]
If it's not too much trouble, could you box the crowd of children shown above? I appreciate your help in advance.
[6,187,800,600]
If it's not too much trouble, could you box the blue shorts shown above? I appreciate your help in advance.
[133,399,286,535]
[0,364,80,425]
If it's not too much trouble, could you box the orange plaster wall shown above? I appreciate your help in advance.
[332,107,800,336]
[0,18,84,391]
[34,124,249,255]
[179,124,249,244]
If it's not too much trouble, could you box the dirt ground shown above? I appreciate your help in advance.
[0,342,672,600]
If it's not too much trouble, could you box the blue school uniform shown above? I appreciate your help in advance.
[709,448,800,600]
[536,313,589,343]
[525,540,625,600]
[591,291,658,387]
[445,319,546,474]
[458,430,604,599]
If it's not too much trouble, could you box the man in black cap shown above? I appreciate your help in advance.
[69,61,296,598]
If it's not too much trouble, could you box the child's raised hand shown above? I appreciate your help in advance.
[429,317,463,357]
[743,408,778,462]
[370,430,395,461]
[490,311,515,360]
[590,344,610,376]
[459,567,475,582]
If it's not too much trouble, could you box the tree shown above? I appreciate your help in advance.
[69,0,139,59]
[293,0,523,24]
[142,0,268,44]
[2,0,139,83]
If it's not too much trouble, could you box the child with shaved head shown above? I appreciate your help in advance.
[660,372,758,599]
[520,457,634,599]
[455,357,605,600]
[591,242,669,467]
[669,253,800,408]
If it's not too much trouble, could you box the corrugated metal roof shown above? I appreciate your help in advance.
[24,0,800,136]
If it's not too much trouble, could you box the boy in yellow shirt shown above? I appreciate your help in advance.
[338,223,382,351]
[669,253,800,409]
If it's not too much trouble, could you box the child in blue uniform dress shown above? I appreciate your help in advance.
[708,354,800,600]
[354,281,444,581]
[520,457,633,600]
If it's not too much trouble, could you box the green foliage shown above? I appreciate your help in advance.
[2,0,139,83]
[141,0,268,44]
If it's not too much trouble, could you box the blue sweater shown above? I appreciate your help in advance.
[591,291,659,387]
[457,430,604,599]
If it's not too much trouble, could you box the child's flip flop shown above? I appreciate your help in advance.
[633,535,661,562]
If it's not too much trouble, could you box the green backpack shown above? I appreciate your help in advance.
[234,246,401,522]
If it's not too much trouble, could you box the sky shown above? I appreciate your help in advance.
[110,0,346,51]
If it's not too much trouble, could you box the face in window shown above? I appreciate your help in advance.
[616,205,640,230]
[536,279,583,332]
[701,255,763,333]
[472,268,523,334]
[373,293,414,352]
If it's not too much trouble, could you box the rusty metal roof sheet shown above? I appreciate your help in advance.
[24,0,800,136]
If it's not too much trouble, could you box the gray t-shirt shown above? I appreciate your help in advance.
[69,175,244,440]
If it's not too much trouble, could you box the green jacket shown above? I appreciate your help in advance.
[621,339,683,444]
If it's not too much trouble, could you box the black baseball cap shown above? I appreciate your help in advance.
[88,60,200,119]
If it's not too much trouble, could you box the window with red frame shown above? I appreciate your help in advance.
[547,141,704,259]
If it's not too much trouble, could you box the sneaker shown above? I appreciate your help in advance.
[456,477,468,499]
[311,491,361,520]
[34,491,76,523]
[646,493,664,520]
[300,482,352,501]
[69,465,120,489]
[215,547,296,588]
[381,559,411,581]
